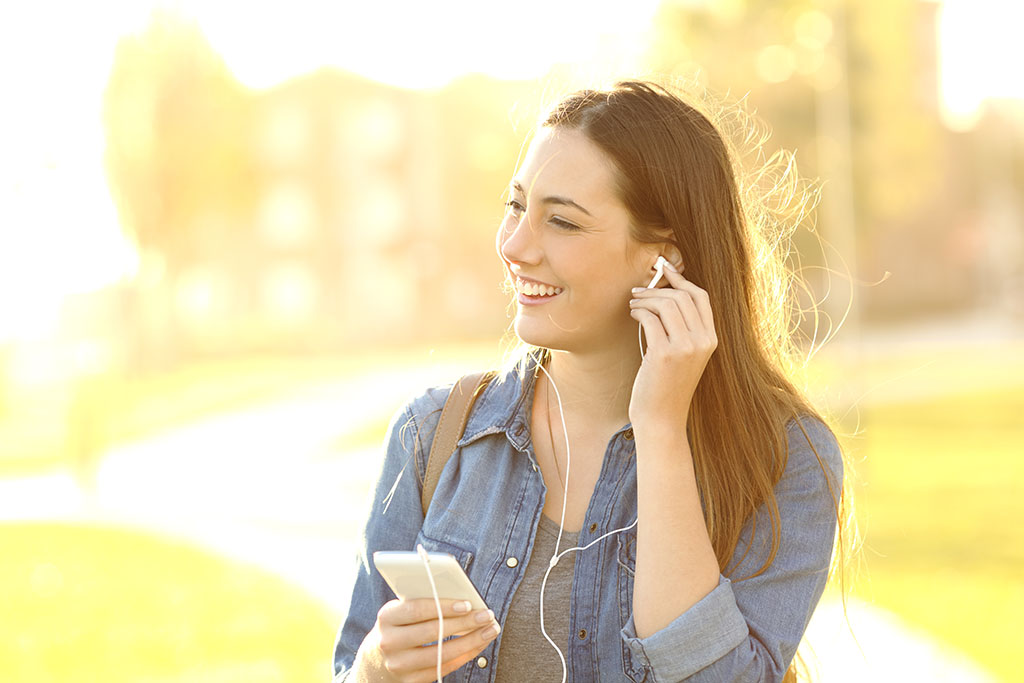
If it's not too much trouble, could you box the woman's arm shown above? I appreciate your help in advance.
[623,417,842,682]
[628,267,842,681]
[631,420,720,638]
[333,402,426,680]
[628,265,723,637]
[333,391,499,682]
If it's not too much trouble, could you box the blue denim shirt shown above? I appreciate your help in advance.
[333,351,842,682]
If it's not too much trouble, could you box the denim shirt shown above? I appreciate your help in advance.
[333,351,843,682]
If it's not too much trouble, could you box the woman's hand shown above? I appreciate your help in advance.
[627,265,717,430]
[353,598,500,682]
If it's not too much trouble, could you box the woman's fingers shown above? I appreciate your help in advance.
[381,608,498,651]
[379,598,477,627]
[631,286,705,333]
[375,598,501,680]
[659,268,716,332]
[630,307,668,350]
[630,296,690,341]
[632,273,716,341]
[383,622,501,682]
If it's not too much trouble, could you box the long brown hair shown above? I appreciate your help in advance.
[533,80,851,681]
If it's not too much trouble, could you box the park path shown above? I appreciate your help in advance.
[1,331,1011,682]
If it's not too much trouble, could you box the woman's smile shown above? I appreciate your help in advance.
[497,127,655,352]
[515,274,564,305]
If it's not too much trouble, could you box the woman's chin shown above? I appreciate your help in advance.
[513,319,584,355]
[513,319,561,351]
[513,313,637,357]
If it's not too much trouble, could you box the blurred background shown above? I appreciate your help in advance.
[1,0,1021,681]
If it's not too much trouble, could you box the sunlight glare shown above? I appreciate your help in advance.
[938,0,1024,130]
[181,0,661,90]
[0,1,146,341]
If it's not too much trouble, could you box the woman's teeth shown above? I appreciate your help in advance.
[518,279,563,297]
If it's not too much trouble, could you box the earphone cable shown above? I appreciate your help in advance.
[533,262,660,682]
[417,544,444,683]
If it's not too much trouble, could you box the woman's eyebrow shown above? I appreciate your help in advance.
[511,180,593,217]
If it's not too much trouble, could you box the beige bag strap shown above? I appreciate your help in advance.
[421,371,495,517]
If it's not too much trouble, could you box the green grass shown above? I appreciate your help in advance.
[849,386,1024,682]
[0,523,338,683]
[5,341,1021,679]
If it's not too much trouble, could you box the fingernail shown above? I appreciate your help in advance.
[453,601,472,613]
[475,609,493,624]
[629,299,639,305]
[482,624,500,640]
[631,287,644,293]
[665,261,679,272]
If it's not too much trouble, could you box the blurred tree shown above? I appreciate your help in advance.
[847,0,945,227]
[103,10,256,366]
[436,75,538,339]
[647,0,953,321]
[645,0,820,156]
[104,10,255,265]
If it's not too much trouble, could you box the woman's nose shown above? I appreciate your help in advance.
[497,213,540,266]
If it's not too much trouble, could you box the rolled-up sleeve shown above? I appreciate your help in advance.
[620,416,844,682]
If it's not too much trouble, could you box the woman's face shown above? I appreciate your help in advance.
[496,126,659,354]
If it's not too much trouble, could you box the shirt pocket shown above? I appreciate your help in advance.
[414,529,476,576]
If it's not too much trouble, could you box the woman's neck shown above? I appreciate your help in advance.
[541,339,642,431]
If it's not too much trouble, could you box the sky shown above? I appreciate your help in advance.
[937,0,1024,130]
[187,0,662,90]
[0,0,1021,341]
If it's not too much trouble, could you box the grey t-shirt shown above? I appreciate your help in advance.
[494,514,579,682]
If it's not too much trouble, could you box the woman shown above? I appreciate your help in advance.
[333,80,847,682]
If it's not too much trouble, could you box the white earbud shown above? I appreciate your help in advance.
[638,256,673,360]
[646,255,671,289]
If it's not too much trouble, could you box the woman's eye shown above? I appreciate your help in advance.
[504,199,579,232]
[549,216,581,232]
[504,199,525,214]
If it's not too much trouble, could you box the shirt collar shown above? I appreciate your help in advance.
[457,348,547,451]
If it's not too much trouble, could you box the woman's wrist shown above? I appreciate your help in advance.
[350,631,395,683]
[632,415,689,446]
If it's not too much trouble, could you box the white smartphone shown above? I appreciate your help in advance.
[373,550,488,612]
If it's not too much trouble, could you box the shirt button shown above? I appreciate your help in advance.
[589,522,598,533]
[506,557,519,568]
[476,656,488,668]
[578,628,587,639]
[623,428,634,440]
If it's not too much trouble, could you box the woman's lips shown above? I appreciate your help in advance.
[514,276,563,306]
[517,290,562,306]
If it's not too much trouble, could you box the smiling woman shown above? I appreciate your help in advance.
[498,127,647,353]
[332,80,850,683]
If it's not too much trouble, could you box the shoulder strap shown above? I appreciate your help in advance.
[421,370,495,517]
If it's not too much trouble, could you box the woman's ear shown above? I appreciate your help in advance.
[660,242,684,273]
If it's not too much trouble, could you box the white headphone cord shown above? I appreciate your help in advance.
[535,363,572,558]
[534,258,663,681]
[534,362,640,683]
[417,543,444,683]
[416,259,664,682]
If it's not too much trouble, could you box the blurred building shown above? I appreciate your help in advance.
[103,21,530,361]
[172,71,432,352]
[96,1,1023,367]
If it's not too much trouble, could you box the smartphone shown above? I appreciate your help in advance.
[373,550,488,611]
